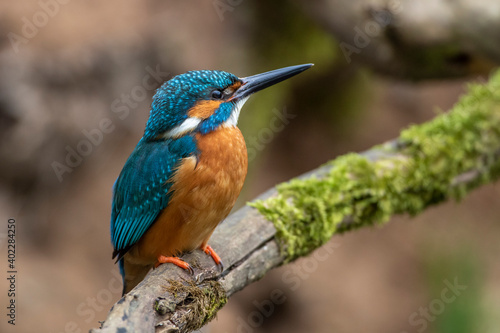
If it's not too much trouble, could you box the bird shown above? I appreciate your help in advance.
[110,63,313,295]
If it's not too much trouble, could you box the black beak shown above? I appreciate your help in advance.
[233,63,313,100]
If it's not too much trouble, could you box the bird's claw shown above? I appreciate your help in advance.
[202,244,224,273]
[155,255,194,275]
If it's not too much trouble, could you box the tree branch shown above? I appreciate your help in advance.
[91,71,500,333]
[298,0,500,79]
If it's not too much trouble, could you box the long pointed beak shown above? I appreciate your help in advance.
[233,63,313,101]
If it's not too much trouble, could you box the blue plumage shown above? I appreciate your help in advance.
[199,102,234,134]
[144,70,238,141]
[111,135,198,259]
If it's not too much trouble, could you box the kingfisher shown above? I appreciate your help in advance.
[111,63,313,294]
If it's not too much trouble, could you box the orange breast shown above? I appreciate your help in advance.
[131,126,248,263]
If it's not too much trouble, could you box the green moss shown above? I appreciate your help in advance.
[162,279,227,331]
[250,70,500,262]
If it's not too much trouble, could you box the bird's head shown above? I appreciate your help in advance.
[143,64,313,140]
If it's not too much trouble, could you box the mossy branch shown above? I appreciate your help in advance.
[92,70,500,333]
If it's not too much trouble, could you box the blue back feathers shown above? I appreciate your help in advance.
[111,135,197,259]
[144,70,239,140]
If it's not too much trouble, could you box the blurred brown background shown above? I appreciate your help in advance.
[0,1,499,332]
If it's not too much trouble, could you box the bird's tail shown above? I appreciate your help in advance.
[119,257,153,295]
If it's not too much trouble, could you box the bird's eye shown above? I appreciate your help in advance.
[211,90,223,99]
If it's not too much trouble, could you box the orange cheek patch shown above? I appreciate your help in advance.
[187,100,223,119]
[226,81,243,101]
[229,81,242,91]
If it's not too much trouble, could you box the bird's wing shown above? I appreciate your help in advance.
[110,136,197,260]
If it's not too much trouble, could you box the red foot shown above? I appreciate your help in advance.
[202,245,224,271]
[155,255,194,275]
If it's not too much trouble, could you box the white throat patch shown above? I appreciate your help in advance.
[223,97,249,128]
